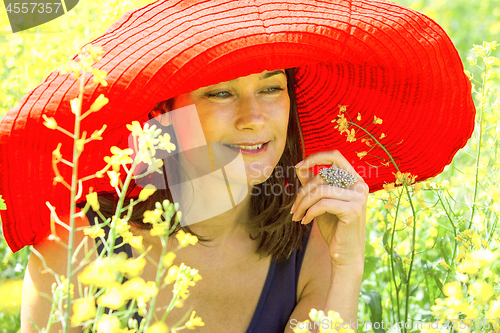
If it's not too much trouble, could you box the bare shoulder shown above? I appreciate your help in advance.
[296,219,331,302]
[21,210,94,333]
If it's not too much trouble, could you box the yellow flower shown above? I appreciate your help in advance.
[165,265,180,285]
[405,216,414,228]
[85,192,100,211]
[83,226,105,239]
[457,259,480,275]
[379,133,386,139]
[139,184,157,202]
[118,257,147,279]
[356,151,367,159]
[42,114,58,130]
[71,298,96,325]
[176,230,198,248]
[89,94,109,112]
[356,112,361,121]
[346,128,356,142]
[122,278,158,302]
[126,121,143,137]
[470,249,495,265]
[107,170,121,187]
[158,133,176,153]
[97,286,126,310]
[96,315,124,333]
[333,113,349,133]
[143,209,163,224]
[185,310,205,329]
[469,281,493,305]
[150,222,168,237]
[127,236,142,250]
[442,281,463,299]
[78,255,125,288]
[383,182,395,193]
[440,260,450,270]
[456,272,468,283]
[162,252,176,268]
[373,116,383,124]
[86,45,103,61]
[147,158,164,174]
[105,146,134,172]
[146,322,169,333]
[413,182,422,194]
[92,68,108,87]
[70,97,81,115]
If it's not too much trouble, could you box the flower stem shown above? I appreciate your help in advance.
[64,69,86,332]
[468,65,487,230]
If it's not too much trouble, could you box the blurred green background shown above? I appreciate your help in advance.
[0,0,499,332]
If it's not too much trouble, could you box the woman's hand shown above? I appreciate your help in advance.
[291,150,369,270]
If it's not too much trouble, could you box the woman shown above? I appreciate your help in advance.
[0,0,474,332]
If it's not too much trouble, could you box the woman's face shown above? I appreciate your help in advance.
[170,69,290,185]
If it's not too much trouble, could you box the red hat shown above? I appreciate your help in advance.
[0,0,475,252]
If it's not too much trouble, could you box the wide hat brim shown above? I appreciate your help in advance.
[0,0,475,252]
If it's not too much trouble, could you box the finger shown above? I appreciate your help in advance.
[292,184,360,221]
[296,150,365,186]
[300,198,356,225]
[292,173,358,214]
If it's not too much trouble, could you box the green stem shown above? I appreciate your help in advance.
[347,122,401,173]
[106,157,139,255]
[144,236,170,328]
[64,69,85,332]
[403,184,418,333]
[390,190,403,325]
[437,192,458,288]
[468,66,487,230]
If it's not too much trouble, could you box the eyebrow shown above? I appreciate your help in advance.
[228,69,286,82]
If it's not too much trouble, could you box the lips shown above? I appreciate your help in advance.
[223,141,270,155]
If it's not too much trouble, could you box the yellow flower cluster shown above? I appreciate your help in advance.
[165,263,202,308]
[430,227,500,330]
[98,277,158,311]
[114,218,144,250]
[143,200,183,238]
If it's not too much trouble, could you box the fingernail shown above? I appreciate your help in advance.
[292,213,297,221]
[295,160,304,168]
[291,203,296,214]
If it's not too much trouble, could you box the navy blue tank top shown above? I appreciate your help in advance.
[84,208,312,333]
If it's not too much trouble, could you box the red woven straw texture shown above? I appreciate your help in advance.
[0,0,475,252]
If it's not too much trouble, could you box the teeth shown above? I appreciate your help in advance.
[226,143,264,150]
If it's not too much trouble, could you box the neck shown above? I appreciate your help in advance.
[171,154,254,243]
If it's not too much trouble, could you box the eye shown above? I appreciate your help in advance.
[206,91,232,99]
[261,87,285,94]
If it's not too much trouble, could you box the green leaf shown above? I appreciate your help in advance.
[393,253,408,284]
[360,291,385,333]
[439,238,450,263]
[382,228,393,254]
[0,195,6,210]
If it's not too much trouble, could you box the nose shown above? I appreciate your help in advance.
[235,94,265,131]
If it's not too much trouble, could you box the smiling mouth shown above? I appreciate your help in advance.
[222,141,270,154]
[224,143,265,150]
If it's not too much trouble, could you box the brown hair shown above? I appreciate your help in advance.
[96,68,309,261]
